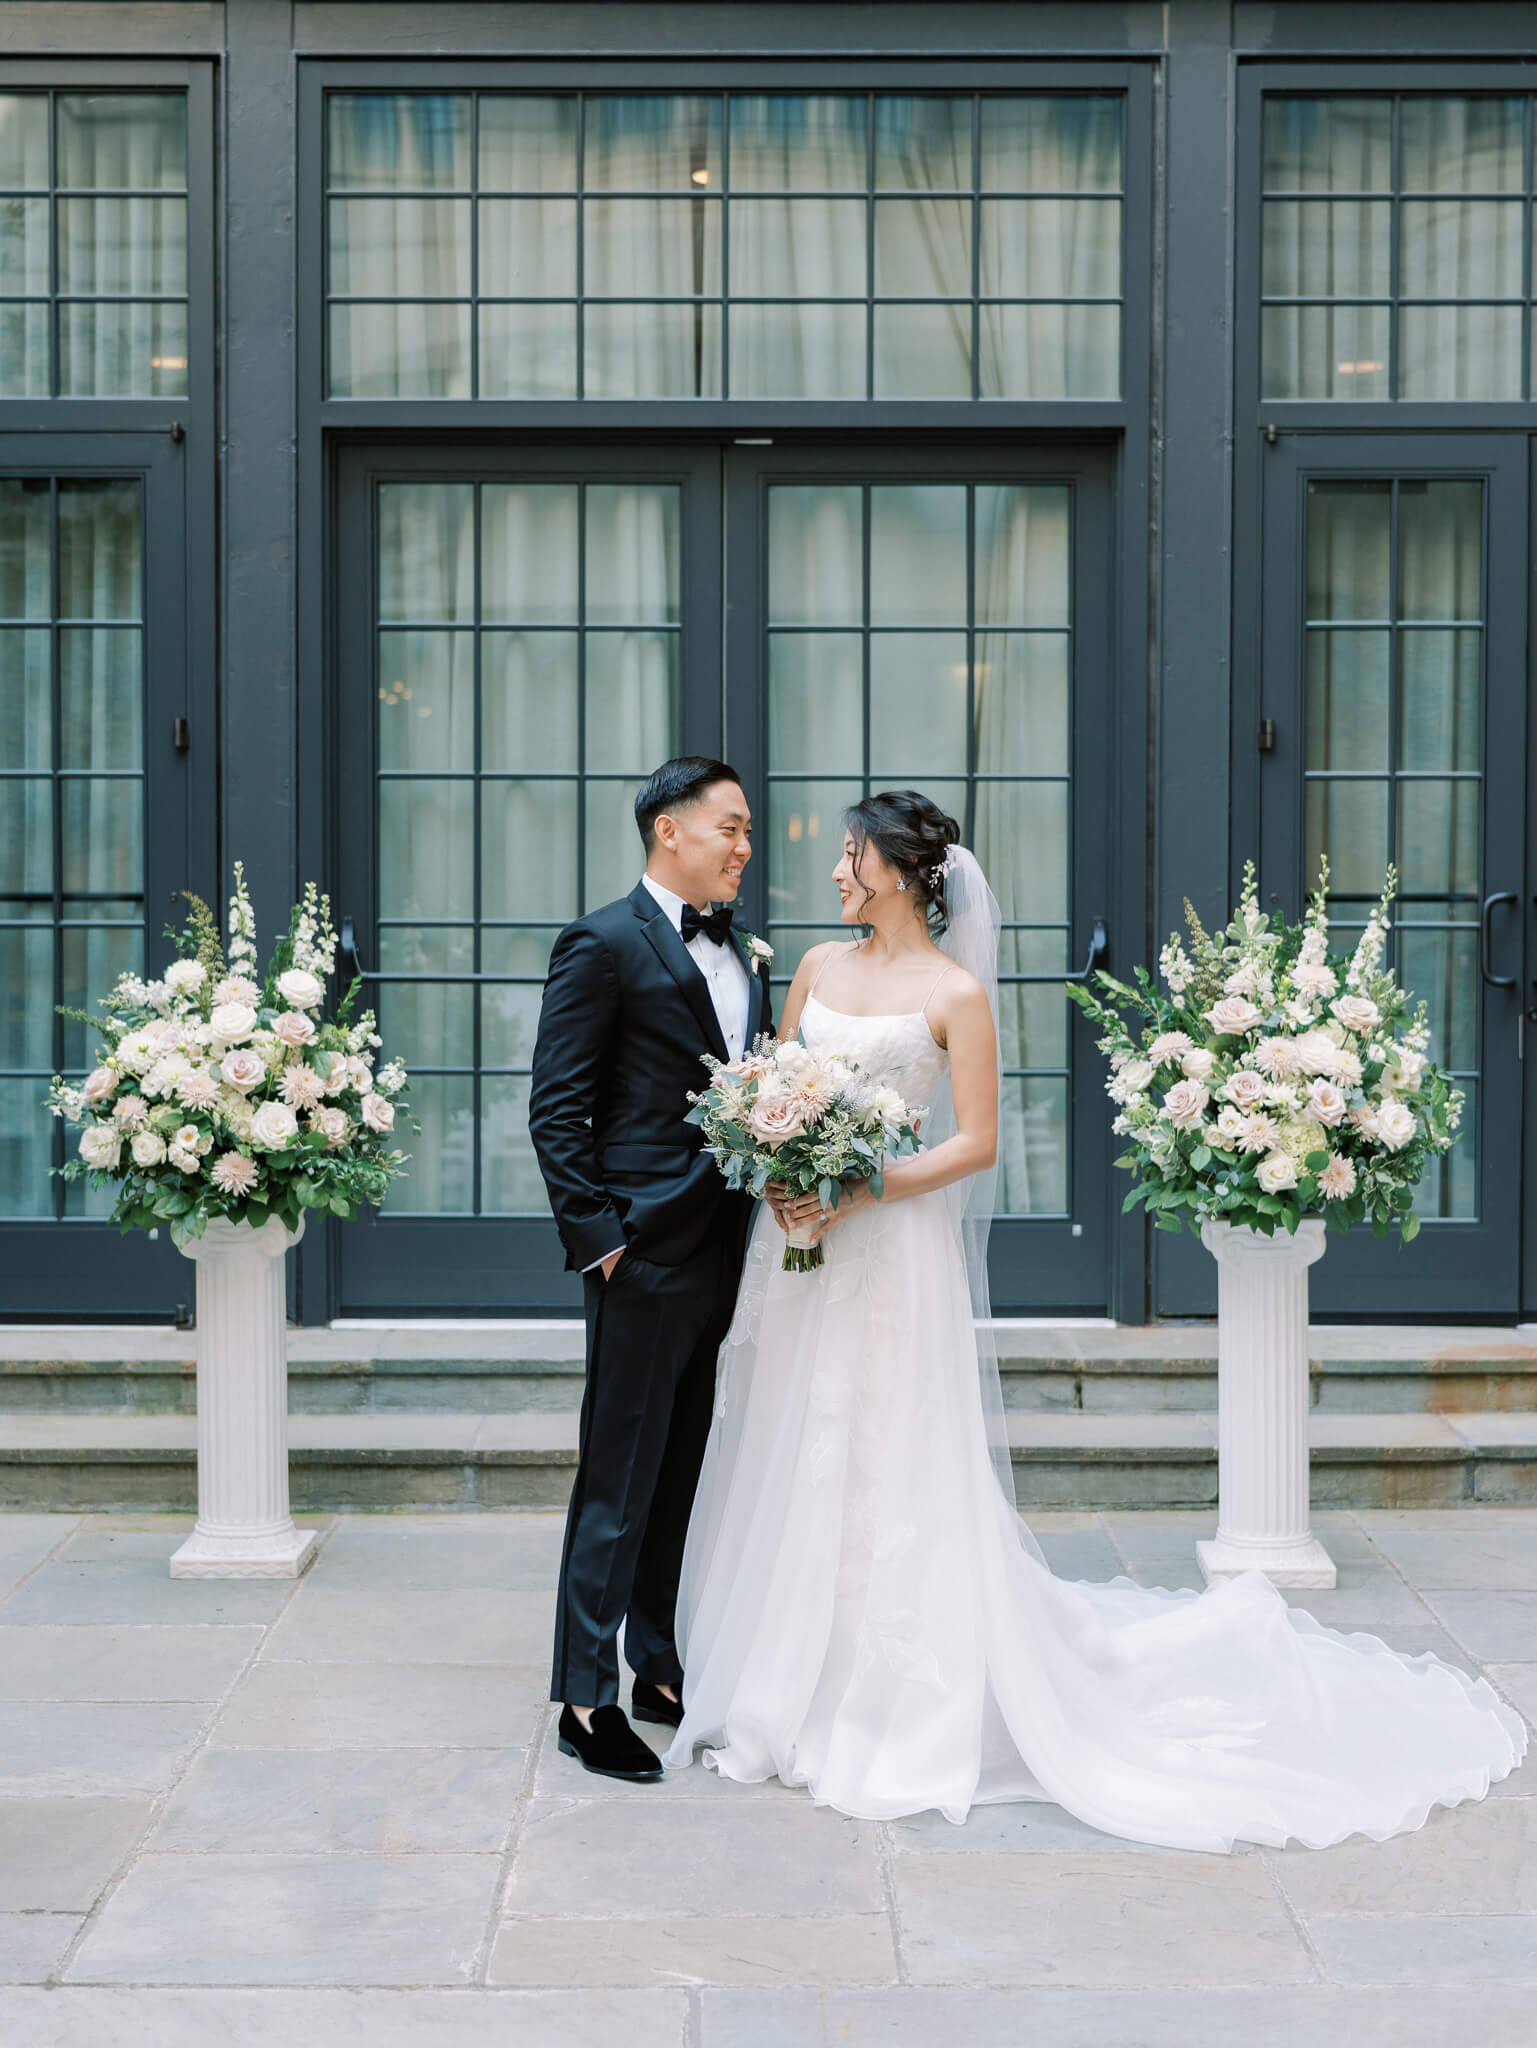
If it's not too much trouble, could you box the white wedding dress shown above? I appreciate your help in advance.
[664,989,1527,1852]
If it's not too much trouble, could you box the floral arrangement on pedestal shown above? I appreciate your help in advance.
[1066,860,1461,1244]
[43,864,414,1247]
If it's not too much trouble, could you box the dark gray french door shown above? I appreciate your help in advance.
[333,439,1118,1315]
[0,434,195,1316]
[1260,435,1525,1317]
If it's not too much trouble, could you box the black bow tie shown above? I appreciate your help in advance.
[681,903,735,947]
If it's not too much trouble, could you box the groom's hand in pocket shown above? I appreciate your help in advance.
[600,1247,626,1280]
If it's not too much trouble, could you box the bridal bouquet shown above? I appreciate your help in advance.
[42,864,414,1249]
[687,1035,925,1272]
[1066,860,1461,1243]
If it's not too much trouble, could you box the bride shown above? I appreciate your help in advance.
[662,788,1527,1851]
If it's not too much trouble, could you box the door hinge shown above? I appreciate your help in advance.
[173,716,190,751]
[1258,717,1276,753]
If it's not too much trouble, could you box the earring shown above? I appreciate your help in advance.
[896,878,908,892]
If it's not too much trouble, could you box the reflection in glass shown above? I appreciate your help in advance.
[377,926,473,1069]
[1261,98,1389,193]
[768,633,863,774]
[481,1075,546,1213]
[769,781,860,923]
[481,928,557,1068]
[478,97,578,191]
[1261,199,1390,298]
[875,97,972,190]
[375,630,474,773]
[1399,198,1523,300]
[768,485,862,625]
[0,478,52,617]
[1306,482,1389,621]
[999,1077,1067,1215]
[872,304,973,398]
[384,1073,473,1213]
[729,95,866,191]
[585,632,679,773]
[481,483,578,622]
[1398,481,1482,620]
[869,484,967,625]
[481,633,579,773]
[57,197,189,295]
[482,780,578,923]
[327,197,470,298]
[585,96,720,190]
[59,629,142,770]
[870,635,967,775]
[978,199,1121,297]
[479,304,577,398]
[328,94,469,190]
[976,633,1070,777]
[58,483,141,620]
[1400,96,1522,194]
[379,780,473,920]
[0,780,51,903]
[1397,779,1479,900]
[584,302,722,398]
[0,196,50,292]
[60,780,142,901]
[1398,630,1480,771]
[378,483,474,623]
[0,630,50,770]
[585,484,681,625]
[0,96,48,188]
[1305,629,1390,771]
[57,94,187,189]
[1400,305,1522,402]
[0,304,49,398]
[729,302,864,399]
[59,302,189,399]
[328,302,470,399]
[978,302,1119,398]
[1261,304,1390,401]
[0,1078,52,1216]
[1305,778,1389,898]
[980,96,1122,192]
[1397,926,1478,1075]
[998,928,1070,1066]
[976,484,1070,627]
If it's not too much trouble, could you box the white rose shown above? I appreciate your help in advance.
[1162,1079,1209,1130]
[79,1125,123,1170]
[1213,1105,1246,1144]
[1180,1048,1216,1082]
[321,1051,350,1096]
[1206,996,1262,1035]
[277,968,325,1010]
[210,1002,258,1044]
[81,1065,118,1105]
[131,1130,167,1168]
[250,1100,299,1150]
[1291,1030,1340,1076]
[1109,1059,1154,1104]
[1304,1079,1347,1127]
[310,1105,351,1148]
[220,1047,266,1094]
[1221,1069,1267,1112]
[165,958,206,992]
[1255,1152,1298,1194]
[1332,994,1381,1034]
[1373,1099,1417,1151]
[346,1056,374,1091]
[271,1009,316,1050]
[360,1092,395,1134]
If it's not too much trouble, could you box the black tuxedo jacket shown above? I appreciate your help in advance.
[528,881,774,1271]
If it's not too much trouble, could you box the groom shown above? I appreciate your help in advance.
[529,758,773,1782]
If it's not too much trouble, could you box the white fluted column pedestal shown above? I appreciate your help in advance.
[169,1214,315,1580]
[1196,1218,1335,1591]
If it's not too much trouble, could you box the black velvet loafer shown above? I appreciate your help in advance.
[557,1703,664,1783]
[631,1676,685,1729]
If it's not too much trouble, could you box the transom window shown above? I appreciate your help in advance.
[324,91,1123,401]
[0,92,189,398]
[1261,95,1536,400]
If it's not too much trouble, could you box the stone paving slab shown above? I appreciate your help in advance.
[0,1505,1534,2033]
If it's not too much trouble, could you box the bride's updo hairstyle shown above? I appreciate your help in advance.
[843,790,962,937]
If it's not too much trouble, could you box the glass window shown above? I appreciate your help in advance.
[1261,93,1532,401]
[372,478,682,1216]
[1302,476,1483,1217]
[0,475,146,1219]
[763,477,1074,1215]
[325,90,1124,401]
[0,92,189,398]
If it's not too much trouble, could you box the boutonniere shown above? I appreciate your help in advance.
[737,928,774,968]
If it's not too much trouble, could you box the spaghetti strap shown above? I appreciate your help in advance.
[805,944,848,1002]
[919,961,953,1019]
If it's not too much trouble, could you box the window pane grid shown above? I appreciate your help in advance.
[1262,92,1537,399]
[0,92,189,399]
[326,90,1124,401]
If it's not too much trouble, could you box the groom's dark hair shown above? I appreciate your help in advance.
[635,756,744,852]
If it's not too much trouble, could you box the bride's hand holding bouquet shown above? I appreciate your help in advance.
[686,1034,925,1272]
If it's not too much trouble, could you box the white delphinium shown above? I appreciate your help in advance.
[227,859,259,971]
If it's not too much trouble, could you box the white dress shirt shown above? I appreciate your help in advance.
[585,876,754,1271]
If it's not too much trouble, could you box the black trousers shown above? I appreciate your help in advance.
[550,1211,741,1709]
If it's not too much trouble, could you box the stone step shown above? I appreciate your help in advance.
[3,1408,1535,1514]
[3,1322,1537,1417]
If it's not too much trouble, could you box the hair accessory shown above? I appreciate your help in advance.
[927,844,960,890]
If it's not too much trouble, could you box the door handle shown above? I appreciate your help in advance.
[1064,917,1108,983]
[1480,891,1517,988]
